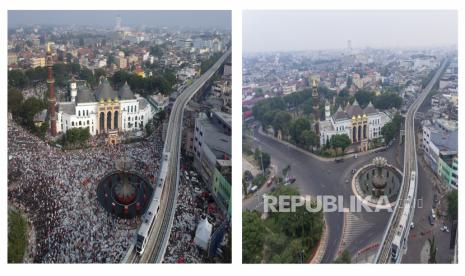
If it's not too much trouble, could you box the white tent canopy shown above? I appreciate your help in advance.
[194,218,212,251]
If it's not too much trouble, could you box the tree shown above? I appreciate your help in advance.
[8,89,24,117]
[289,117,311,144]
[300,129,318,149]
[381,122,396,144]
[373,93,402,110]
[149,46,163,57]
[271,111,292,136]
[330,134,351,152]
[63,127,90,147]
[200,52,222,73]
[19,97,46,129]
[346,76,353,88]
[267,186,324,263]
[66,52,75,63]
[107,55,115,66]
[242,210,265,263]
[254,148,271,171]
[8,70,28,89]
[447,190,458,221]
[354,89,375,108]
[334,250,351,263]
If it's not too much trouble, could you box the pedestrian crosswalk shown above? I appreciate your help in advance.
[339,210,375,252]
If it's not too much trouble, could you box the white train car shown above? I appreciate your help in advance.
[391,171,416,262]
[135,152,170,254]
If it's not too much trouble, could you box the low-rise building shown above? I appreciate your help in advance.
[193,111,231,215]
[30,57,46,68]
[422,119,458,189]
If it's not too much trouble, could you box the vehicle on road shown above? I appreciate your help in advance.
[266,176,275,187]
[334,157,344,163]
[351,169,356,174]
[428,215,436,226]
[354,154,358,159]
[136,152,170,255]
[410,222,415,229]
[433,194,439,203]
[431,209,436,219]
[250,185,258,193]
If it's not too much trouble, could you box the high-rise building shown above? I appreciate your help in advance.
[115,15,122,31]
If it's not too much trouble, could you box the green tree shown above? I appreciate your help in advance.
[271,111,292,136]
[330,134,351,152]
[447,190,458,221]
[267,186,324,263]
[8,70,28,89]
[300,129,318,149]
[373,93,402,110]
[242,210,265,263]
[334,250,351,263]
[63,127,90,147]
[354,89,375,108]
[289,117,311,144]
[381,122,396,144]
[8,88,24,117]
[107,55,115,66]
[346,76,353,88]
[254,148,271,171]
[8,210,28,263]
[149,46,163,57]
[19,97,46,128]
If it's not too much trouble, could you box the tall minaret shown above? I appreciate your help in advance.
[46,43,57,136]
[311,78,320,135]
[70,76,77,103]
[325,100,331,121]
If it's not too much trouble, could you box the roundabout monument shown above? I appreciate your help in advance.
[352,157,403,209]
[97,157,154,219]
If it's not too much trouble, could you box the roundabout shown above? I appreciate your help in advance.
[97,158,154,219]
[351,157,403,209]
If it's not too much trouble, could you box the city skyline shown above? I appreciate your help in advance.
[8,10,231,30]
[243,10,457,53]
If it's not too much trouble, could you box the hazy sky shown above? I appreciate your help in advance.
[243,10,457,52]
[8,10,231,29]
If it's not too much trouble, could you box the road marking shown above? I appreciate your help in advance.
[339,211,375,252]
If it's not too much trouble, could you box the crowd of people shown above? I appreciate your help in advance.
[8,118,164,263]
[164,166,228,263]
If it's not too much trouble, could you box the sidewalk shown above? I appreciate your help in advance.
[309,218,328,264]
